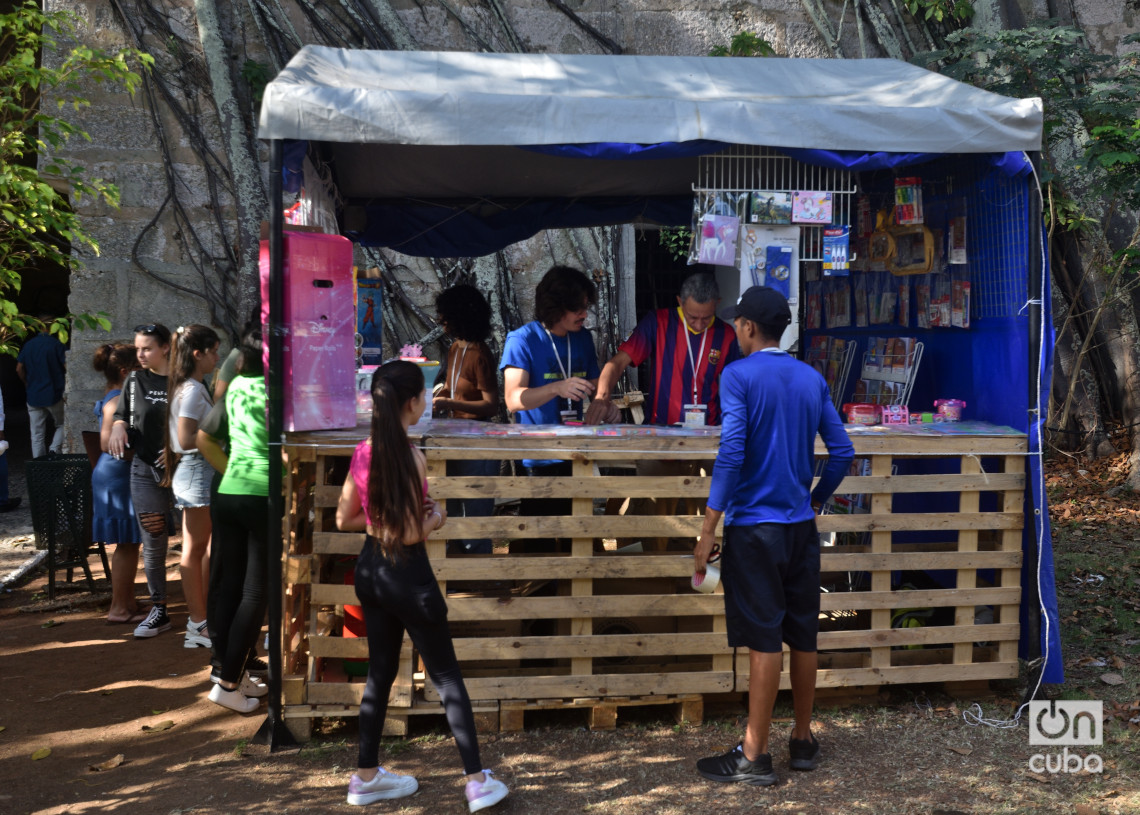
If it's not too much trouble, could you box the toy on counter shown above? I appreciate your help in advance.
[398,343,427,362]
[843,403,881,425]
[908,411,937,424]
[881,404,909,424]
[933,398,966,422]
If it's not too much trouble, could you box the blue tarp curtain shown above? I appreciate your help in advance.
[306,144,1034,256]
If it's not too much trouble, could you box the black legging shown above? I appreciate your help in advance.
[355,537,481,774]
[208,493,268,684]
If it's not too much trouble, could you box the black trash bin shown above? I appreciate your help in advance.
[25,454,109,599]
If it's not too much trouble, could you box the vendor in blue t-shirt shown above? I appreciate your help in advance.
[500,265,620,551]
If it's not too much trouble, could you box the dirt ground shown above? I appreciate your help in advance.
[1,449,1138,815]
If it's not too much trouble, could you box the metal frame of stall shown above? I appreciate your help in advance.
[254,51,1055,748]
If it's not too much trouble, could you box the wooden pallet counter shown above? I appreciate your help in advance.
[280,419,1025,740]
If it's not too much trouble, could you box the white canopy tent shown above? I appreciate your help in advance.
[258,47,1042,201]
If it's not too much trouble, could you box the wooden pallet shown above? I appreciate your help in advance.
[279,422,1026,741]
[500,693,703,731]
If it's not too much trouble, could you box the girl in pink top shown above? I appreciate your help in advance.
[336,360,509,812]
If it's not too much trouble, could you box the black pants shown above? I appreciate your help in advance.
[208,493,268,684]
[355,538,481,774]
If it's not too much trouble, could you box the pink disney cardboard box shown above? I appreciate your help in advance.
[259,231,357,431]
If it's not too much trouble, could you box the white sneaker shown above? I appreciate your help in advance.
[346,767,419,805]
[239,672,268,698]
[466,769,509,812]
[209,669,267,698]
[208,683,259,714]
[185,619,211,649]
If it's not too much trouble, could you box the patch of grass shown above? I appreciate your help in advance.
[383,738,414,757]
[1051,541,1140,655]
[297,737,353,762]
[232,738,248,757]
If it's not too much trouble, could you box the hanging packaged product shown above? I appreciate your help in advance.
[749,191,792,224]
[857,195,874,238]
[853,273,869,327]
[739,224,766,286]
[822,225,851,275]
[915,274,932,329]
[894,177,924,225]
[698,213,741,266]
[765,245,793,298]
[805,281,823,330]
[949,216,968,264]
[898,277,911,327]
[791,191,833,224]
[951,276,971,328]
[948,198,968,264]
[824,279,851,329]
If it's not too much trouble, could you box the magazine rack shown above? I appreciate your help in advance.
[858,340,924,406]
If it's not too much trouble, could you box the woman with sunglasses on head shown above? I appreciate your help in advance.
[163,324,221,650]
[109,323,176,638]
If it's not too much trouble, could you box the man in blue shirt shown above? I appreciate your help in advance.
[500,265,619,552]
[694,286,853,787]
[16,319,67,458]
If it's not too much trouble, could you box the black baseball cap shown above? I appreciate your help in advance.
[722,286,792,327]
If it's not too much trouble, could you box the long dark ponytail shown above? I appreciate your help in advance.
[367,361,425,558]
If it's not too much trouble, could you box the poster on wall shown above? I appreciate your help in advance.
[357,277,384,366]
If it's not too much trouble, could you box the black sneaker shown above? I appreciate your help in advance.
[696,744,777,786]
[245,655,268,673]
[133,605,171,638]
[789,734,821,771]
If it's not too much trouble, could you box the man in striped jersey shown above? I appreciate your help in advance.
[588,273,739,551]
[590,273,739,428]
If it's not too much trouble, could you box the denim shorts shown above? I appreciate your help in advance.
[172,453,216,509]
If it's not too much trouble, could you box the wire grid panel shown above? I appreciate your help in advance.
[960,159,1031,319]
[694,146,857,261]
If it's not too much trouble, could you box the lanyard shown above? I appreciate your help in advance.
[679,312,709,405]
[449,342,469,398]
[543,327,572,410]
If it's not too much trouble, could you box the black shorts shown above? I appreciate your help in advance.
[721,519,821,653]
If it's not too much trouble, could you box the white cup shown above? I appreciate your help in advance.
[691,562,721,594]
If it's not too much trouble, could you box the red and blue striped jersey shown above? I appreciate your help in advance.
[618,308,740,425]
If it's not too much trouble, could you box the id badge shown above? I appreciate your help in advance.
[683,404,707,428]
[560,409,580,425]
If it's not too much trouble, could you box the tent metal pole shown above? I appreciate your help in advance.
[1024,150,1044,677]
[255,138,297,750]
